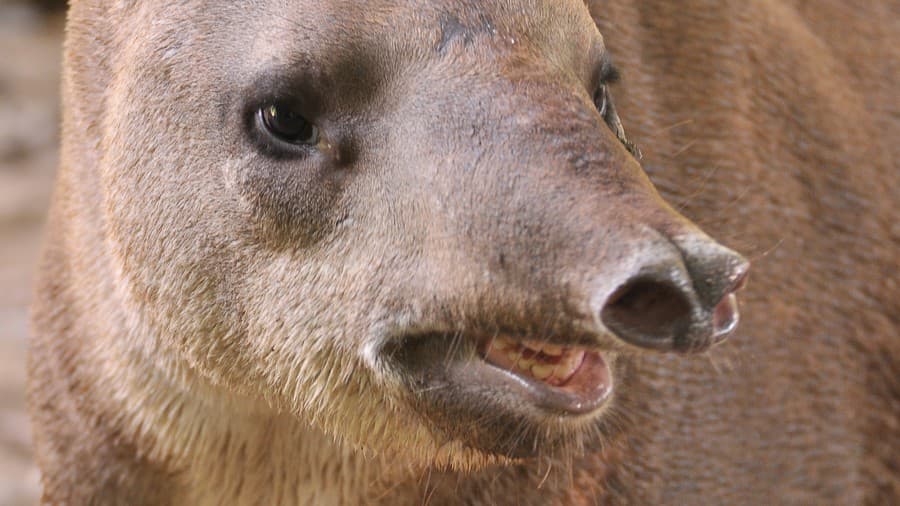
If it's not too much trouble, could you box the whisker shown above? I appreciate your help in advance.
[443,330,464,366]
[693,184,756,221]
[746,238,785,263]
[670,139,699,158]
[537,458,553,489]
[654,117,696,134]
[413,384,450,394]
[420,465,434,506]
[675,166,720,213]
[703,352,729,375]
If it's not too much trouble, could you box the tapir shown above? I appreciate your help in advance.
[28,0,898,504]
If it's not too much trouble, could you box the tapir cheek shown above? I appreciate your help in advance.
[225,155,348,248]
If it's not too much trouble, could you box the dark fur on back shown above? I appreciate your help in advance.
[591,1,899,501]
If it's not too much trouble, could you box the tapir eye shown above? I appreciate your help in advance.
[594,84,611,118]
[258,103,319,146]
[593,85,642,160]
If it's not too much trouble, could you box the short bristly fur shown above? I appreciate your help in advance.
[29,0,898,504]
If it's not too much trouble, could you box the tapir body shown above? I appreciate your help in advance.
[28,0,898,504]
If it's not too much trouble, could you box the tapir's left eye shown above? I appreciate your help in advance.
[593,85,642,160]
[258,103,319,146]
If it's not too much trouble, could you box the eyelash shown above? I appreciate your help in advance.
[593,84,642,160]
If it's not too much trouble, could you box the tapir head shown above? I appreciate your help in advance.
[86,0,748,465]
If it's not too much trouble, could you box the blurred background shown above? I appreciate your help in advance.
[1,0,66,504]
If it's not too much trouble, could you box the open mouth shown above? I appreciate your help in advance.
[388,329,617,457]
[479,335,612,415]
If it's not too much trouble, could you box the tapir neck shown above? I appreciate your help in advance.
[109,351,408,505]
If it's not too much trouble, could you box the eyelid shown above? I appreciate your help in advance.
[593,84,643,160]
[597,85,608,117]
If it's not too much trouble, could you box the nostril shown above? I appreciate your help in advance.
[600,277,693,351]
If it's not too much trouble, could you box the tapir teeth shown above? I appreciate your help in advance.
[531,363,554,380]
[485,336,587,387]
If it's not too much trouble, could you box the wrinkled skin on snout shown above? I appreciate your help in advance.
[27,0,777,504]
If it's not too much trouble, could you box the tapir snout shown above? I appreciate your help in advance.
[395,44,749,354]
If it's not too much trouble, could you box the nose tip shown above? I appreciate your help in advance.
[598,246,750,353]
[707,259,749,342]
[691,247,750,309]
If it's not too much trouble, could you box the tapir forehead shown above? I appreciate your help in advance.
[136,0,604,87]
[242,0,602,53]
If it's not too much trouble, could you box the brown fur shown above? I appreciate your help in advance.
[29,0,898,504]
